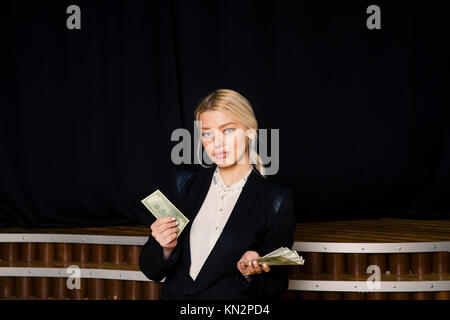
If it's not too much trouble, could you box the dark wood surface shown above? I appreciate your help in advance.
[295,219,450,242]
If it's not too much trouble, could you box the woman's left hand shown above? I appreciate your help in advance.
[237,250,270,276]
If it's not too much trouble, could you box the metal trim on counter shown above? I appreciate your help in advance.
[289,280,450,292]
[0,234,149,246]
[292,241,450,253]
[0,267,156,282]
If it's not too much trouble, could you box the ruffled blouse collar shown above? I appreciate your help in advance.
[212,166,253,199]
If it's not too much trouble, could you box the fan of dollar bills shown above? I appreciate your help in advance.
[244,247,305,266]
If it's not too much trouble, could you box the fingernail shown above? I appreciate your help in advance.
[175,221,179,225]
[171,217,176,221]
[253,261,258,266]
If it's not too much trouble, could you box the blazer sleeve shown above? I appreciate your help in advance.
[136,165,185,282]
[139,233,182,282]
[237,188,297,299]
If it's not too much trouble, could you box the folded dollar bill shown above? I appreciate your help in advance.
[244,247,305,266]
[141,189,189,237]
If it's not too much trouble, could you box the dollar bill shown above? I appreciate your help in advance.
[262,247,291,258]
[244,247,305,266]
[141,189,189,237]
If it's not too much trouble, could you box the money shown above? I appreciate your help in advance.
[244,247,305,266]
[141,189,189,237]
[262,247,292,258]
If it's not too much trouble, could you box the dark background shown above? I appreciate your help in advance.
[1,0,449,227]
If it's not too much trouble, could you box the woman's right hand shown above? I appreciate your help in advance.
[150,216,179,259]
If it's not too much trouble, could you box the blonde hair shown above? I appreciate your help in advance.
[194,89,266,177]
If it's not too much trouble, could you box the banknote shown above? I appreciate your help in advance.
[141,189,189,237]
[262,247,291,258]
[244,247,305,266]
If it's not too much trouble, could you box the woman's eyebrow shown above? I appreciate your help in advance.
[202,122,236,130]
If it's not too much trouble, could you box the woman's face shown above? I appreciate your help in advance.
[199,110,252,168]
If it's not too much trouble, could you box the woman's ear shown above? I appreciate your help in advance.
[246,128,257,140]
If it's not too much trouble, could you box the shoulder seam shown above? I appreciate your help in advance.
[271,184,286,214]
[176,168,195,195]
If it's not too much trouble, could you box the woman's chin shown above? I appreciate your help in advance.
[213,159,235,167]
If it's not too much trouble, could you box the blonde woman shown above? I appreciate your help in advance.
[138,89,296,299]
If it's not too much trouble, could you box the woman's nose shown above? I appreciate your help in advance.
[214,132,224,147]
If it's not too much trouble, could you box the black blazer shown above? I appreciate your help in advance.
[136,165,296,300]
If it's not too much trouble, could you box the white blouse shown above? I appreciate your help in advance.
[189,165,254,280]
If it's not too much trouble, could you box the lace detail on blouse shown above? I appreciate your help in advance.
[212,166,253,199]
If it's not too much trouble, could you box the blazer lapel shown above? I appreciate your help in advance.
[193,168,261,290]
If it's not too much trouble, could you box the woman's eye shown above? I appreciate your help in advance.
[224,128,235,134]
[202,131,212,138]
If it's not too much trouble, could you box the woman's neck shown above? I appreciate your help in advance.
[218,163,253,187]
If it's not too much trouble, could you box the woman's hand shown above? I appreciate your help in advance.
[150,216,179,260]
[237,250,270,276]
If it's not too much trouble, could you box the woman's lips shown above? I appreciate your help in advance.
[215,152,228,159]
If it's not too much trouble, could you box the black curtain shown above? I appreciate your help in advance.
[1,0,449,227]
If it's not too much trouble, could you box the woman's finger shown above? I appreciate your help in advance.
[155,216,175,227]
[160,226,178,239]
[237,263,245,275]
[237,262,245,274]
[157,220,178,234]
[262,263,270,273]
[246,253,259,261]
[252,260,262,274]
[161,231,178,246]
[247,261,255,274]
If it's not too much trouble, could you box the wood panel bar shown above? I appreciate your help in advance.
[15,276,33,299]
[106,245,125,299]
[88,244,107,300]
[142,282,161,300]
[34,243,55,299]
[411,253,433,300]
[70,244,89,300]
[16,243,34,298]
[124,245,142,300]
[124,280,141,300]
[0,242,18,298]
[34,277,51,299]
[432,252,449,300]
[388,253,410,300]
[366,254,388,300]
[297,252,322,300]
[344,253,367,300]
[321,253,345,300]
[38,243,55,264]
[51,243,73,299]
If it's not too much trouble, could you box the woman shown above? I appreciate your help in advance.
[138,89,296,299]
